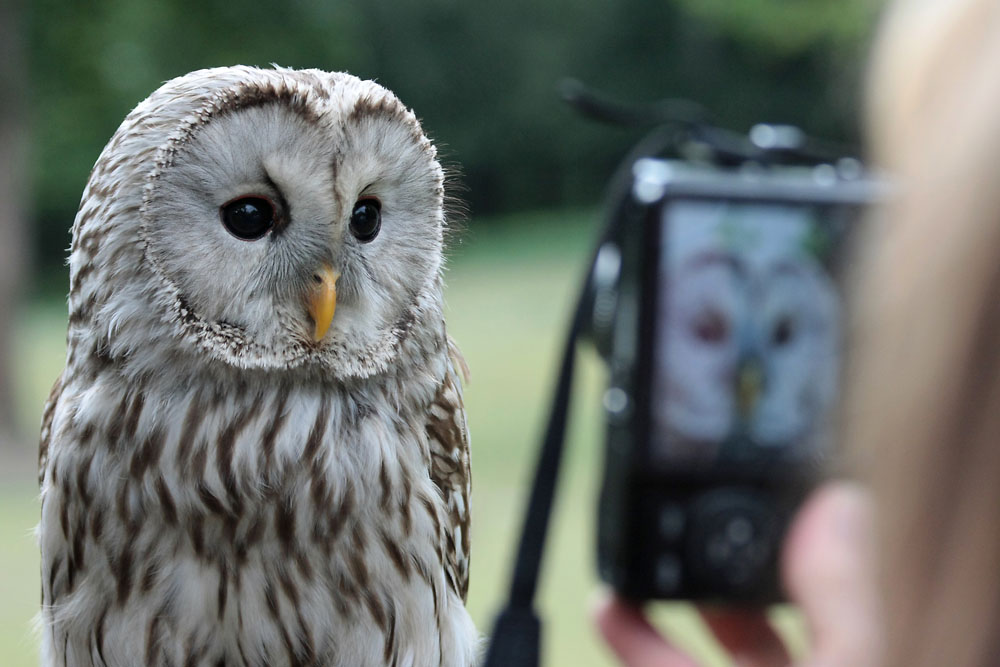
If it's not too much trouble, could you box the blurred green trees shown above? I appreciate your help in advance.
[25,0,876,272]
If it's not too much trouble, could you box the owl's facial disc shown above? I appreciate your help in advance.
[308,264,340,342]
[131,72,447,377]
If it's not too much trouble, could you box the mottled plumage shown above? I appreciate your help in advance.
[38,66,476,666]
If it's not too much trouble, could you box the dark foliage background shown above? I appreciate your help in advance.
[25,0,876,275]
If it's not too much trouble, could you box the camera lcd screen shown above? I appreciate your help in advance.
[649,198,858,469]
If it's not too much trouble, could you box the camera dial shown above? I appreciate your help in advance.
[686,489,781,593]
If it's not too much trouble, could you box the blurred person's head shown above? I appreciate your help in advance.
[848,1,1000,665]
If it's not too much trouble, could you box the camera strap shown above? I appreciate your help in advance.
[482,124,656,667]
[482,262,592,667]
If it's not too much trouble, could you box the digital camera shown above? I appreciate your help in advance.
[592,158,881,602]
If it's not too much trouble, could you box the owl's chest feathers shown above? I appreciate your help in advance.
[66,371,437,541]
[43,359,458,646]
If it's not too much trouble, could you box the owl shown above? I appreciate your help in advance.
[37,66,477,667]
[653,201,841,462]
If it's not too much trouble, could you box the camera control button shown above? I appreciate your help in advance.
[686,490,781,595]
[726,516,754,546]
[706,511,773,587]
[603,387,631,422]
[654,554,683,594]
[657,503,686,541]
[706,532,733,567]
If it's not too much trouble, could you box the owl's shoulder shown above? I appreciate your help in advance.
[424,337,471,601]
[38,372,65,486]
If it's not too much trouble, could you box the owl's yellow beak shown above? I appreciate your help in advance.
[308,265,340,342]
[736,361,763,419]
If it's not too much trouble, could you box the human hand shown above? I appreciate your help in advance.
[594,482,881,667]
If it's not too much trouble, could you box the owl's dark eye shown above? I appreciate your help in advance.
[350,198,382,243]
[220,196,276,241]
[692,308,729,344]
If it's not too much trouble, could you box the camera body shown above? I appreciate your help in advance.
[594,158,880,602]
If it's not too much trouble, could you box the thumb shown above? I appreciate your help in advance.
[782,481,882,667]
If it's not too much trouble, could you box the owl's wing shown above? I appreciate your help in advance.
[38,373,64,486]
[425,337,472,602]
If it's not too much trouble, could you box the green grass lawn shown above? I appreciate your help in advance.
[0,208,802,666]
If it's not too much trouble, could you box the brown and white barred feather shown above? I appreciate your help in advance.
[426,340,472,601]
[37,66,479,667]
[39,339,475,666]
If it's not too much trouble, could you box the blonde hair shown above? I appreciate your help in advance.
[849,1,1000,665]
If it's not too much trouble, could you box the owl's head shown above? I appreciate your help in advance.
[68,67,448,380]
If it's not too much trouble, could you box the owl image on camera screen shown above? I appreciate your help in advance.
[652,200,843,466]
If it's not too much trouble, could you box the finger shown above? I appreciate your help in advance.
[782,481,882,667]
[593,592,701,667]
[699,607,790,667]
